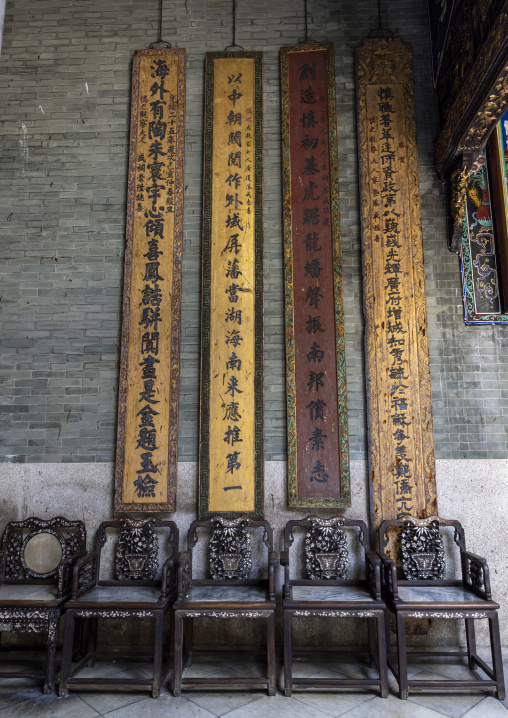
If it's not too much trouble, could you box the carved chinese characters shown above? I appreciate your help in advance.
[115,49,186,512]
[281,44,350,508]
[356,38,437,531]
[199,53,263,518]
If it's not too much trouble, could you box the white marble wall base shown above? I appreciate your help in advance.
[0,460,506,647]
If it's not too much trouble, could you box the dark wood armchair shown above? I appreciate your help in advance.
[379,515,505,700]
[0,516,86,693]
[172,517,277,696]
[281,516,389,697]
[59,517,178,699]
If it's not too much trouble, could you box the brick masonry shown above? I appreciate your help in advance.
[0,0,507,464]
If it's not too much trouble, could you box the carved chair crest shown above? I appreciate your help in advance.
[3,517,85,581]
[400,517,445,580]
[209,518,252,580]
[305,518,349,580]
[115,519,159,581]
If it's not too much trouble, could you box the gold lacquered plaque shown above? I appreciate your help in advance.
[199,53,263,519]
[115,49,186,512]
[356,38,437,533]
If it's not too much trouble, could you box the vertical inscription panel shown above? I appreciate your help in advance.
[115,49,186,512]
[282,44,350,508]
[356,38,437,532]
[199,53,264,519]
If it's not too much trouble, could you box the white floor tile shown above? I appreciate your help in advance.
[106,693,216,718]
[224,693,337,718]
[461,696,508,717]
[0,693,99,718]
[77,668,150,714]
[187,691,264,717]
[293,691,375,717]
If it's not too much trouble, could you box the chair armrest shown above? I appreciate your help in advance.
[268,551,278,601]
[161,554,178,600]
[461,550,491,599]
[366,551,382,599]
[177,552,192,601]
[57,550,87,597]
[72,551,98,599]
[377,550,399,599]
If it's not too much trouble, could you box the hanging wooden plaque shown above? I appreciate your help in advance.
[356,38,437,532]
[199,52,264,519]
[115,48,186,512]
[281,43,351,508]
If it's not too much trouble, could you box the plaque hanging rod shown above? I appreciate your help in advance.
[224,0,245,52]
[299,0,317,45]
[368,0,394,38]
[149,0,172,49]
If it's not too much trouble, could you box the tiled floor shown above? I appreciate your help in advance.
[0,652,506,718]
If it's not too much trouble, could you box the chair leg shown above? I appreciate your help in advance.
[489,612,506,700]
[59,612,75,697]
[72,617,85,662]
[87,617,98,668]
[267,612,276,696]
[168,609,175,667]
[385,609,393,666]
[172,612,184,697]
[43,610,59,695]
[184,617,193,668]
[152,613,164,699]
[367,617,376,668]
[377,610,389,698]
[283,610,292,697]
[396,612,409,700]
[465,617,477,669]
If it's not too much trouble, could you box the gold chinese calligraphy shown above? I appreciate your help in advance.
[355,38,437,533]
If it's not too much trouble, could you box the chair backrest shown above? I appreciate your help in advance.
[283,516,370,582]
[93,518,178,584]
[2,516,86,583]
[379,515,466,581]
[187,517,273,580]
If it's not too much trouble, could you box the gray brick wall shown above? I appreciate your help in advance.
[0,0,507,463]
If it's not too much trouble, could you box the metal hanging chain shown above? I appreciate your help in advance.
[225,0,245,51]
[368,0,394,38]
[299,0,317,45]
[149,0,172,49]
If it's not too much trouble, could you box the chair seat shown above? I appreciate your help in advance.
[396,585,496,606]
[0,584,61,605]
[68,585,163,608]
[289,585,375,603]
[183,585,270,604]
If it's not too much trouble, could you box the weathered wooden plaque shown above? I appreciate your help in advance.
[199,52,264,519]
[355,38,437,532]
[115,48,186,512]
[281,43,350,508]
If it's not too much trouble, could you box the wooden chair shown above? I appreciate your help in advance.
[172,517,277,696]
[281,516,389,697]
[59,517,178,698]
[379,515,505,700]
[0,516,86,693]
